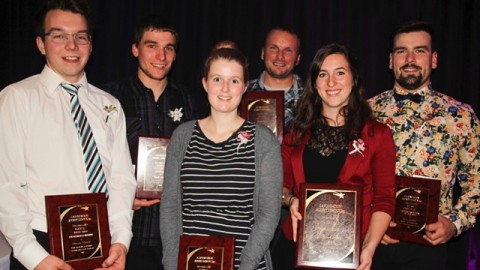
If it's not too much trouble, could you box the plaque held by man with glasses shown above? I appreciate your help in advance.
[45,192,110,269]
[387,176,441,246]
[135,136,170,199]
[240,91,284,142]
[177,235,235,270]
[296,183,362,269]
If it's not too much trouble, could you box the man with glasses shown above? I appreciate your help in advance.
[0,0,136,269]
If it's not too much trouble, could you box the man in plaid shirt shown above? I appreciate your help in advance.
[248,26,304,129]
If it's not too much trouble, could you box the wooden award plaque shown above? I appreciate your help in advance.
[296,183,362,269]
[45,193,110,269]
[178,235,235,270]
[240,91,284,142]
[387,176,441,246]
[135,136,170,199]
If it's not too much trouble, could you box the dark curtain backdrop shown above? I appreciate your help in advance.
[1,0,480,268]
[1,0,480,114]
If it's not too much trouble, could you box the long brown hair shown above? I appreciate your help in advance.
[289,43,372,144]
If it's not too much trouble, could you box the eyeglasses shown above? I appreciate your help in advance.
[44,31,92,45]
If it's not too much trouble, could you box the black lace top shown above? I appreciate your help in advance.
[303,124,349,183]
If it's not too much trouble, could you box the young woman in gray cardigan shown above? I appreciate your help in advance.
[160,48,282,270]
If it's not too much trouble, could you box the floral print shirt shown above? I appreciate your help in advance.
[369,84,480,236]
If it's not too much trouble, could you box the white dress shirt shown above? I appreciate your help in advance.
[0,66,136,269]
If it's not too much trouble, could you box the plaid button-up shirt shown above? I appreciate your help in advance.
[247,71,304,128]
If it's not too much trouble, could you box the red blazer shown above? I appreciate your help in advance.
[282,119,396,240]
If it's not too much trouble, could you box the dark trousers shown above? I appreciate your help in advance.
[9,230,49,270]
[271,230,296,269]
[270,208,289,251]
[372,241,448,270]
[125,243,164,270]
[447,231,469,270]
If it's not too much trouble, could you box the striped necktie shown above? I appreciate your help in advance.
[61,83,108,194]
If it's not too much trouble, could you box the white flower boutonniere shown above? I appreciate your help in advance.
[236,131,252,153]
[168,108,183,122]
[349,139,365,157]
[103,105,117,123]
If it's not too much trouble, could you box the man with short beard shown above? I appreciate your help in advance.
[369,20,480,270]
[248,26,303,129]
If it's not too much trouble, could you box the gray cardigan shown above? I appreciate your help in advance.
[160,120,282,270]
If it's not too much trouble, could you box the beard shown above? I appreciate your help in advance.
[395,64,425,90]
[397,74,424,90]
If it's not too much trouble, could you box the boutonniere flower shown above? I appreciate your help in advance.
[236,131,252,153]
[349,139,365,157]
[168,108,183,122]
[103,105,117,123]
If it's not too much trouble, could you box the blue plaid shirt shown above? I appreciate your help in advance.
[247,71,304,128]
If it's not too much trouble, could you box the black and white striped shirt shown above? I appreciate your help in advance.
[181,120,266,269]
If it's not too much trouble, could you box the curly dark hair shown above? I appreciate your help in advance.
[289,43,372,145]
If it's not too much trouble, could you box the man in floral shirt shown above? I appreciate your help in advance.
[101,15,200,270]
[369,20,480,270]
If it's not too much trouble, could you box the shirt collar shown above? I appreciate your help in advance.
[394,84,432,97]
[132,75,171,97]
[40,65,89,95]
[258,70,302,92]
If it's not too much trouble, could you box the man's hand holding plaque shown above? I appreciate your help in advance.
[45,193,110,269]
[386,176,441,246]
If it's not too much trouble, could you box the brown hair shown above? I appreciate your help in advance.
[203,48,249,83]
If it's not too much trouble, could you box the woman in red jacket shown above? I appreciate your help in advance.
[272,43,396,270]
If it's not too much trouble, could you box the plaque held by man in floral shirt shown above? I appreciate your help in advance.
[387,176,441,246]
